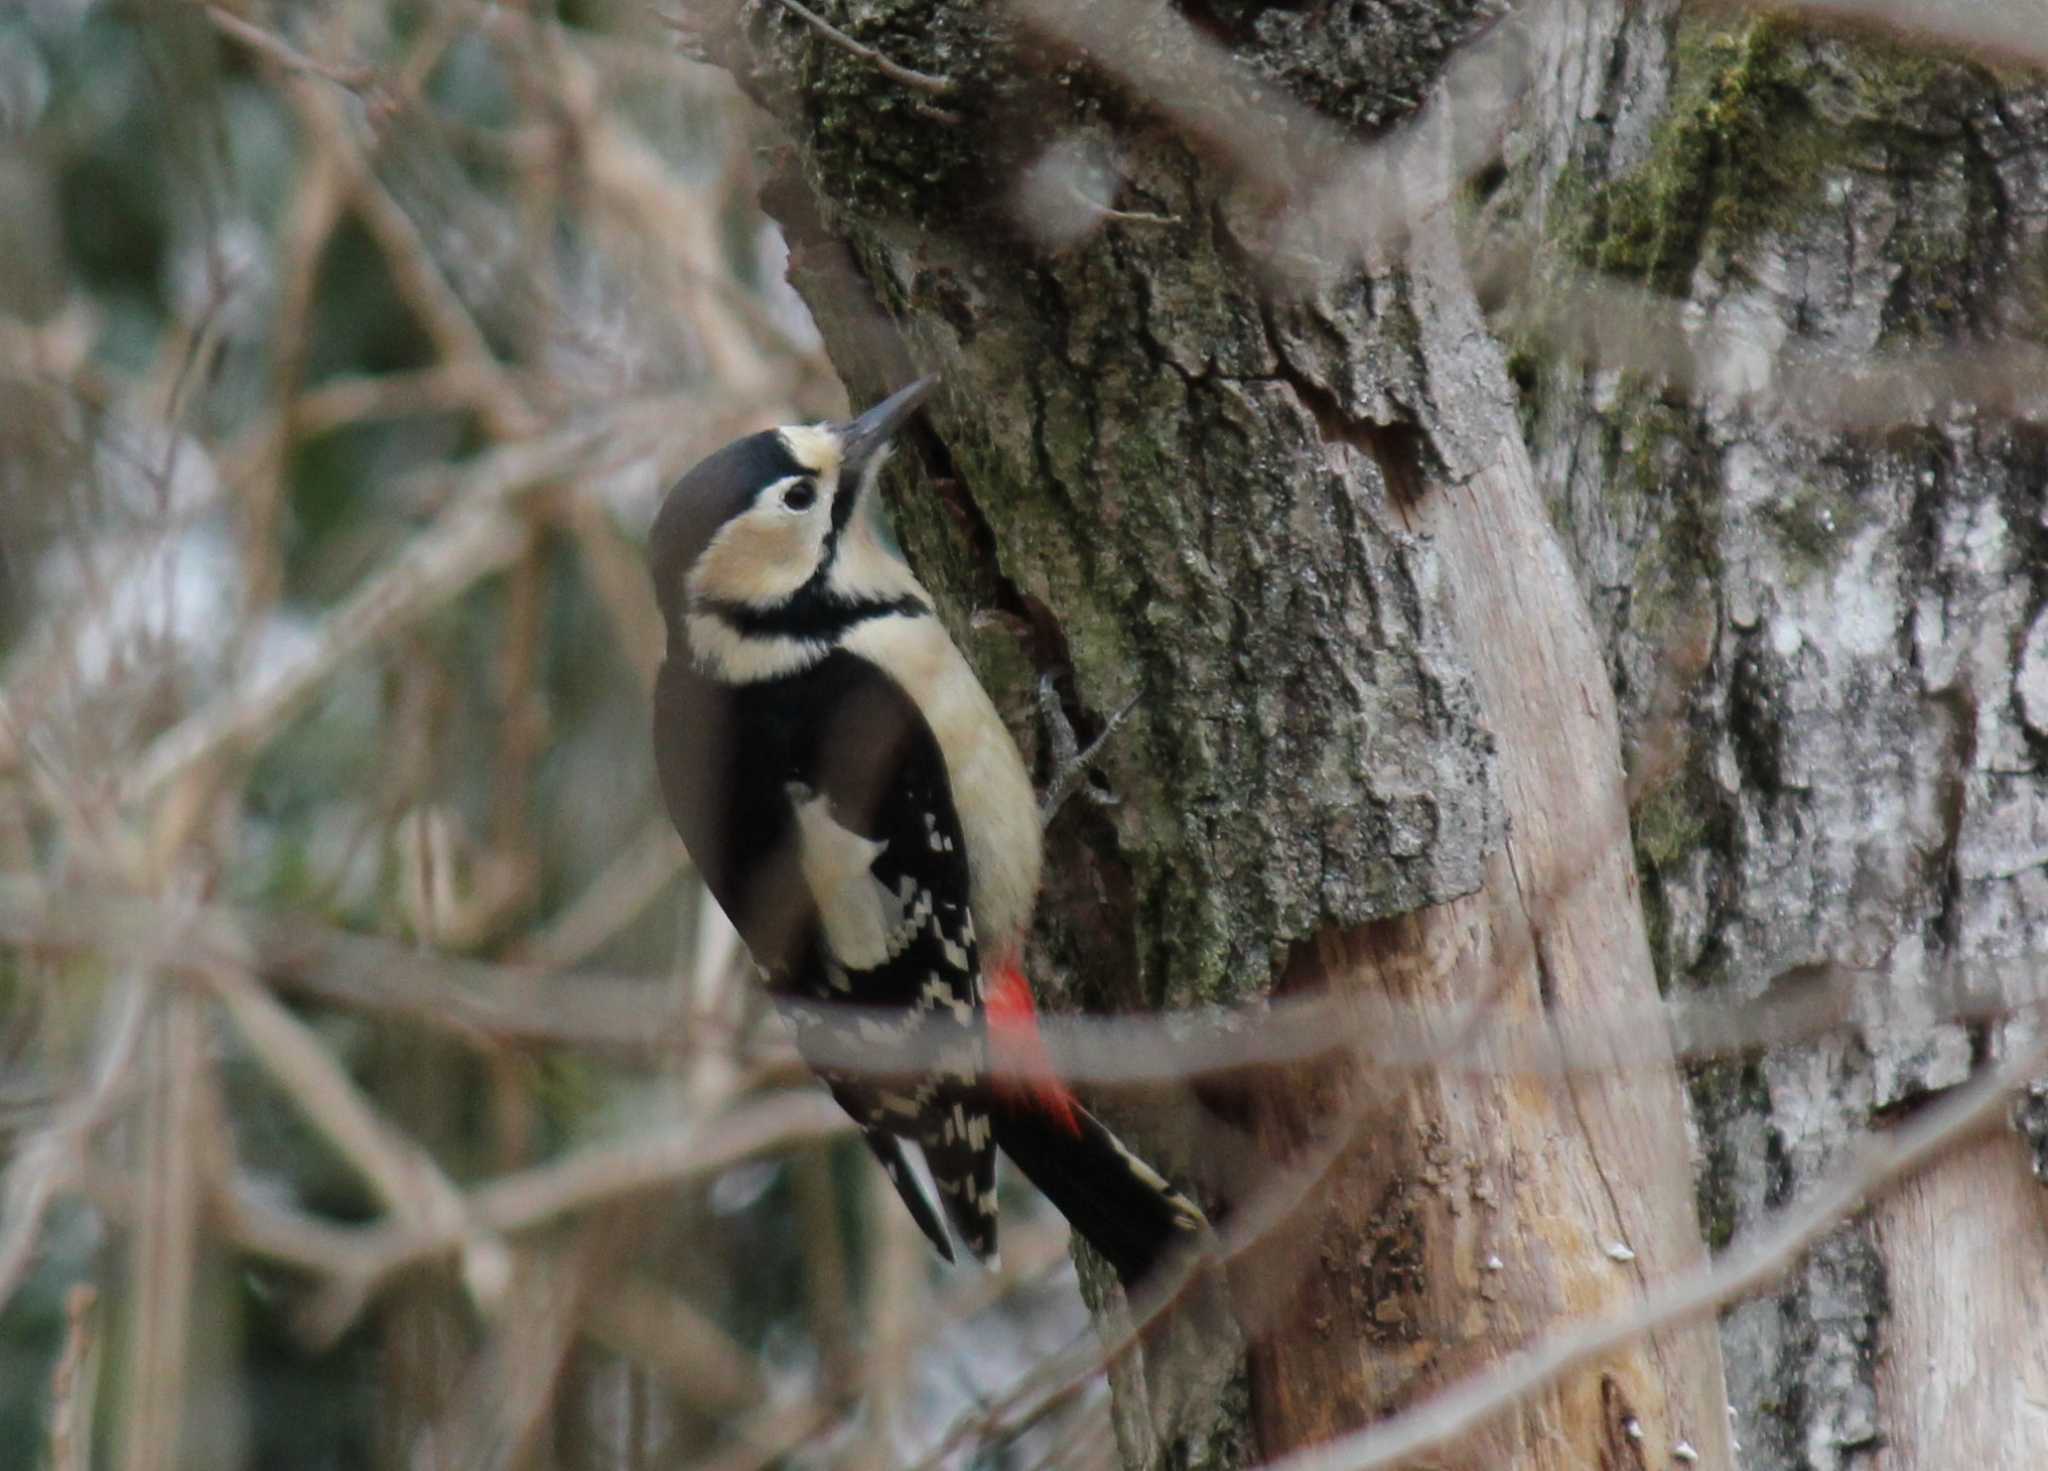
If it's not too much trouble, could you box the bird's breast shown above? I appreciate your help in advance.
[840,613,1043,952]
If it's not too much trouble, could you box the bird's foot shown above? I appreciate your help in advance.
[1036,675,1138,827]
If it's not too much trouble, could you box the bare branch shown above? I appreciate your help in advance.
[0,973,152,1315]
[115,1000,206,1471]
[12,879,2046,1089]
[759,0,960,98]
[201,4,378,91]
[45,1284,101,1471]
[115,500,523,803]
[283,1090,852,1342]
[1764,0,2048,67]
[581,1272,766,1411]
[511,818,687,971]
[202,962,472,1230]
[1480,240,2048,432]
[283,71,537,438]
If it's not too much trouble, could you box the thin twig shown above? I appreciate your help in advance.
[202,3,378,90]
[203,961,472,1230]
[0,972,152,1315]
[581,1271,766,1411]
[760,0,959,97]
[120,500,527,804]
[45,1284,101,1471]
[271,1090,852,1343]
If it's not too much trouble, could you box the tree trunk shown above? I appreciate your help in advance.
[701,0,1738,1464]
[1520,4,2048,1468]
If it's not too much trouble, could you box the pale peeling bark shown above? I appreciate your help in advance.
[1518,3,2048,1468]
[699,0,1732,1465]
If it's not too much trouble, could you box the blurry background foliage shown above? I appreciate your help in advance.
[0,1,1091,1465]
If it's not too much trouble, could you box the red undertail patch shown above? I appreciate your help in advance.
[987,958,1083,1137]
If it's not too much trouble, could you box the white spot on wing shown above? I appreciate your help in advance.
[788,787,899,970]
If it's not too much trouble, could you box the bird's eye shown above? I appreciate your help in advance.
[782,480,818,512]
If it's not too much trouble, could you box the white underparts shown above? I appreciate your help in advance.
[840,614,1043,951]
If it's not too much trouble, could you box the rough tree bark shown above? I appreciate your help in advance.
[1516,5,2048,1468]
[696,0,1742,1466]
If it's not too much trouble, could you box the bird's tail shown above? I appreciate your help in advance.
[991,1092,1208,1289]
[985,958,1207,1288]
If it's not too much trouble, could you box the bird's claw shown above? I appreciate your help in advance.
[1036,675,1139,827]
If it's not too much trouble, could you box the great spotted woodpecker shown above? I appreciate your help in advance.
[647,377,1206,1286]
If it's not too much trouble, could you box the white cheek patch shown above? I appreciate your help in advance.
[688,507,828,609]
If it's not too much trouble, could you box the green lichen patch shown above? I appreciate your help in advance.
[1761,479,1867,582]
[1686,1057,1771,1250]
[1563,11,1991,306]
[1563,15,1841,293]
[1634,775,1713,870]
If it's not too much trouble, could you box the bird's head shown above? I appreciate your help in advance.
[648,377,937,675]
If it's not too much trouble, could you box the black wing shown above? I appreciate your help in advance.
[652,647,997,1260]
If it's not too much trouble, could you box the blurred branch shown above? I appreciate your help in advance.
[565,494,670,694]
[202,3,377,91]
[112,403,698,809]
[581,1271,766,1411]
[284,71,538,438]
[276,1089,851,1343]
[1479,239,2048,432]
[0,972,151,1315]
[11,879,2046,1088]
[0,878,685,1054]
[119,498,527,804]
[790,1145,858,1387]
[1012,0,1528,279]
[203,960,473,1228]
[11,896,594,1070]
[420,1235,595,1471]
[1760,0,2048,67]
[697,1221,1075,1471]
[240,109,346,615]
[0,307,120,411]
[45,1284,102,1471]
[907,1052,1392,1470]
[116,998,206,1471]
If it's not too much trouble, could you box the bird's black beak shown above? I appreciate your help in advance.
[838,375,937,483]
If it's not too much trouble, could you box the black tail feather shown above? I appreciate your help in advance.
[992,1096,1207,1288]
[860,1127,955,1263]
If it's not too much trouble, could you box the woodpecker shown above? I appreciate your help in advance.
[647,377,1206,1286]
